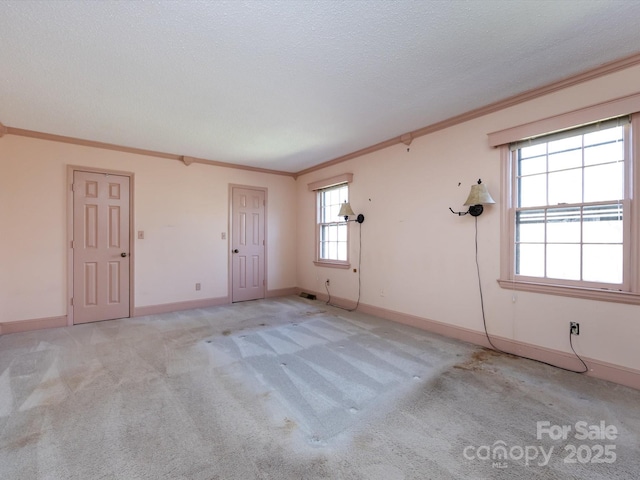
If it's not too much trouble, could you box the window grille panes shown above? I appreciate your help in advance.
[513,119,627,285]
[318,184,348,262]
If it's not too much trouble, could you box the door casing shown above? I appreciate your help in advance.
[67,166,135,325]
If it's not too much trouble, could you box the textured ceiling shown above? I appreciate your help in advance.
[1,1,640,173]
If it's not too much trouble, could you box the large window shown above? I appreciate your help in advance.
[490,100,640,304]
[513,117,628,287]
[317,183,349,263]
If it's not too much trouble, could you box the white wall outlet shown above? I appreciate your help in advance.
[137,231,144,239]
[195,283,201,291]
[221,232,226,240]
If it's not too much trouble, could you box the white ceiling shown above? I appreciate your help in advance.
[1,1,640,173]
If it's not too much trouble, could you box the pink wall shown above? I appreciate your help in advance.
[2,61,640,384]
[296,64,640,374]
[0,137,297,322]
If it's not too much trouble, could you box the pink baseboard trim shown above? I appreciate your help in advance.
[0,315,68,335]
[266,287,299,298]
[304,289,640,391]
[134,296,230,317]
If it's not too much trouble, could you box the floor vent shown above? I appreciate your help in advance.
[299,292,317,300]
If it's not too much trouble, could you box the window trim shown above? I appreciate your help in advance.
[493,99,640,305]
[488,92,640,147]
[307,173,353,192]
[309,174,353,268]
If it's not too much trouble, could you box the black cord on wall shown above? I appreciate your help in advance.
[474,216,588,374]
[325,222,362,312]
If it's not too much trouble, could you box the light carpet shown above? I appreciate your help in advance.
[0,296,638,479]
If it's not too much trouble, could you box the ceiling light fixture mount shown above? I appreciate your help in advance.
[449,179,495,217]
[400,133,413,152]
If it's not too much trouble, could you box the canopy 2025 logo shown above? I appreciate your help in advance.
[463,420,618,469]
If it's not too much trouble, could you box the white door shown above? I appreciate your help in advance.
[73,171,130,324]
[232,187,265,302]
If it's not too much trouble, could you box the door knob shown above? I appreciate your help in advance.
[121,252,128,257]
[233,249,239,253]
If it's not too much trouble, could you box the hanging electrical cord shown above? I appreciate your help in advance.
[325,222,362,312]
[474,216,588,374]
[325,279,332,305]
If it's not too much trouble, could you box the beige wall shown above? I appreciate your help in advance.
[0,137,297,322]
[297,64,640,372]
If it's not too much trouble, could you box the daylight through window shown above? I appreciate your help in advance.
[317,183,349,263]
[512,116,629,287]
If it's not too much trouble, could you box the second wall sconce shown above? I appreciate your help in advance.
[449,179,495,216]
[338,202,365,223]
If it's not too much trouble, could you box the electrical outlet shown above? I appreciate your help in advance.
[195,283,201,291]
[570,322,580,335]
[325,279,330,286]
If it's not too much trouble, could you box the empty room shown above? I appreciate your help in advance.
[1,1,640,478]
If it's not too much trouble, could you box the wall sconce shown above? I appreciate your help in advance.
[338,202,365,223]
[449,179,495,216]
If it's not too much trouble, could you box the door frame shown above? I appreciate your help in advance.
[66,165,135,325]
[228,184,268,302]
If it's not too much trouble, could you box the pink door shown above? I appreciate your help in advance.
[232,187,265,302]
[73,171,130,324]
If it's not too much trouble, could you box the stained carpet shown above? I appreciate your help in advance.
[0,296,638,479]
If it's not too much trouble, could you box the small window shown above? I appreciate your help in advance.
[512,116,629,288]
[317,183,349,264]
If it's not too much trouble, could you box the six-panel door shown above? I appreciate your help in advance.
[232,187,265,302]
[73,171,130,324]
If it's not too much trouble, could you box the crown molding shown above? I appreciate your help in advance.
[3,52,640,179]
[3,127,295,177]
[294,51,640,178]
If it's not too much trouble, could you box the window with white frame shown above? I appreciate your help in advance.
[512,116,630,288]
[489,96,640,304]
[317,183,349,263]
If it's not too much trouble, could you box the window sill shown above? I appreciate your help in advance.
[313,260,351,269]
[497,279,640,306]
